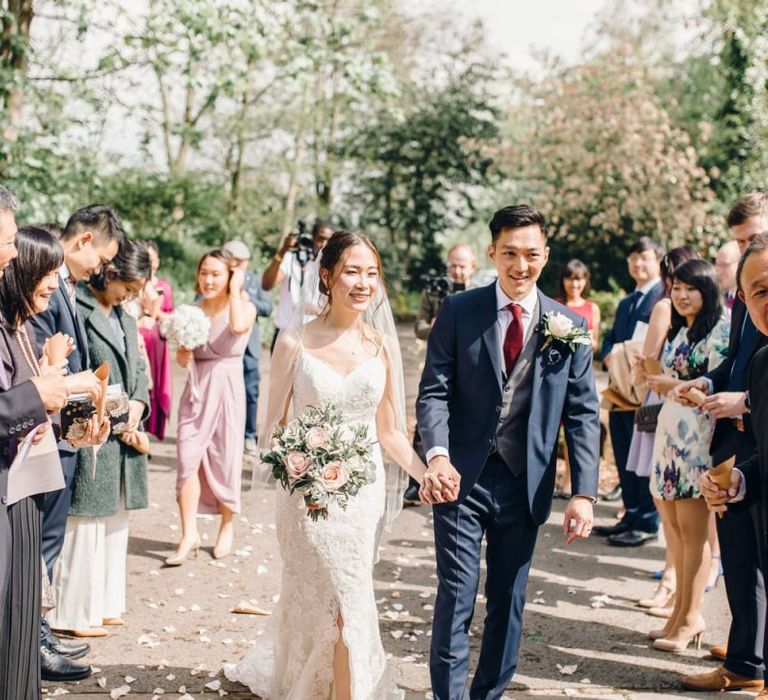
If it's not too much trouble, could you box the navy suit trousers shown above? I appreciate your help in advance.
[243,352,260,440]
[608,411,658,532]
[430,456,539,700]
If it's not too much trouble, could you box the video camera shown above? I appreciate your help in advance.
[291,219,315,269]
[423,272,465,300]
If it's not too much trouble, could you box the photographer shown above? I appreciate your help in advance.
[415,244,477,340]
[262,220,334,351]
[406,243,476,505]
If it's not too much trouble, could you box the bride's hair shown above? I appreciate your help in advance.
[318,230,385,300]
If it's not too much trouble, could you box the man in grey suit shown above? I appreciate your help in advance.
[222,240,273,454]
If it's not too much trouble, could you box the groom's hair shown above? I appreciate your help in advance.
[489,205,547,243]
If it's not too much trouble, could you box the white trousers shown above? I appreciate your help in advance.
[47,507,129,630]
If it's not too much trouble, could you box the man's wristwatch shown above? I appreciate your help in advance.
[744,390,751,412]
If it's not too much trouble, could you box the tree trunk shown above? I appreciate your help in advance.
[1,0,34,141]
[281,84,310,238]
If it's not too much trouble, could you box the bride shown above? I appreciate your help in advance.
[226,230,458,699]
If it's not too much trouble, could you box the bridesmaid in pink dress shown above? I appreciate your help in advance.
[168,249,256,566]
[138,241,174,440]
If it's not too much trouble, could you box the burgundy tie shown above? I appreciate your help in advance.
[503,303,524,376]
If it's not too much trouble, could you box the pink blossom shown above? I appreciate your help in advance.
[306,426,330,450]
[320,462,350,491]
[284,451,310,479]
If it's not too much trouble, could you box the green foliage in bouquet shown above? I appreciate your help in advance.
[262,403,377,522]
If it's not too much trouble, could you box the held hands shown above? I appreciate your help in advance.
[699,470,742,515]
[419,456,461,505]
[563,496,594,545]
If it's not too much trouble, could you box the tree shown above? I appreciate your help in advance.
[346,66,498,290]
[503,46,716,291]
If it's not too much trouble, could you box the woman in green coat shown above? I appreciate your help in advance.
[48,242,152,636]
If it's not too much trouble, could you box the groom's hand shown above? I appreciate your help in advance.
[420,456,460,504]
[563,496,594,545]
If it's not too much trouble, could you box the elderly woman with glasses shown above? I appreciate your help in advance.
[47,241,152,637]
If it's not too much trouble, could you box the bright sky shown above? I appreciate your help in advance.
[418,0,610,71]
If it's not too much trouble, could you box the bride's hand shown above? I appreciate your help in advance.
[420,456,460,504]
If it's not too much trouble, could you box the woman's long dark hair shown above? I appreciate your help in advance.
[667,259,723,346]
[0,226,64,327]
[90,240,151,292]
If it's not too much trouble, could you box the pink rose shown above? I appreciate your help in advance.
[320,462,349,491]
[284,451,309,479]
[306,426,330,450]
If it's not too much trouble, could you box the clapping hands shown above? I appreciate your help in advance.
[419,456,460,505]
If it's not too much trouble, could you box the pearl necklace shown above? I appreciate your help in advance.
[15,325,42,377]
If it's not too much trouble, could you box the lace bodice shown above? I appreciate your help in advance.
[292,351,386,426]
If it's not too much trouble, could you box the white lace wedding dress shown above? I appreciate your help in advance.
[225,350,404,699]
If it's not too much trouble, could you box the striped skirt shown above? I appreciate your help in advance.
[0,495,42,700]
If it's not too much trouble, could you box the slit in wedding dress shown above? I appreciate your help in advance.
[331,600,352,700]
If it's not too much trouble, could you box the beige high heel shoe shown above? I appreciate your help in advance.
[638,581,675,609]
[653,620,706,653]
[165,536,201,566]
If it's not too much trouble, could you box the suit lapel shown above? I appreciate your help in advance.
[57,286,89,365]
[531,291,553,390]
[477,283,503,392]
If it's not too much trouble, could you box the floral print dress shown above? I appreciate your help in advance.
[651,316,730,500]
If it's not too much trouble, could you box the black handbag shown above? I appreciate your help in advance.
[634,402,663,433]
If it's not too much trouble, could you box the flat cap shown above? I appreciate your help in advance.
[222,239,252,261]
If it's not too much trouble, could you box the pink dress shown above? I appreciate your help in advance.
[176,311,248,514]
[140,277,174,440]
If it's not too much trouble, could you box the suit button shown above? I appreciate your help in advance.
[487,438,493,446]
[495,406,501,413]
[8,427,14,435]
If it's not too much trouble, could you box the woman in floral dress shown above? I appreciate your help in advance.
[645,259,729,653]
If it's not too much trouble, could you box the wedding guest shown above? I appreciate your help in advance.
[407,243,477,506]
[415,243,477,340]
[558,259,601,351]
[676,191,768,692]
[715,240,740,309]
[262,220,333,351]
[48,241,151,638]
[597,237,665,544]
[699,232,768,698]
[168,249,256,565]
[644,259,729,652]
[221,240,273,456]
[30,204,123,682]
[628,247,700,612]
[137,240,174,440]
[0,226,104,694]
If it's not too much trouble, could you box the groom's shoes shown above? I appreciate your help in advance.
[607,529,658,547]
[47,632,90,660]
[593,519,630,537]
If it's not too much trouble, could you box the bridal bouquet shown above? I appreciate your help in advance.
[262,403,377,521]
[163,304,211,350]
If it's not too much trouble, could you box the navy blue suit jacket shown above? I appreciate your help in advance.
[600,280,664,361]
[30,283,90,455]
[416,283,600,525]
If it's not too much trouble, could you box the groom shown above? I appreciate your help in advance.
[417,204,600,700]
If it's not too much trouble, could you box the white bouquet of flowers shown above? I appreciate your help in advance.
[262,403,377,521]
[163,304,211,350]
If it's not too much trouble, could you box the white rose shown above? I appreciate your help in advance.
[547,313,574,338]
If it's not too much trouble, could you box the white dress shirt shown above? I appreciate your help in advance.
[425,284,540,464]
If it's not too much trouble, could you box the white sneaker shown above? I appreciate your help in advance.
[244,438,257,455]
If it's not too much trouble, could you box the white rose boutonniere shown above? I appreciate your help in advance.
[541,311,592,354]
